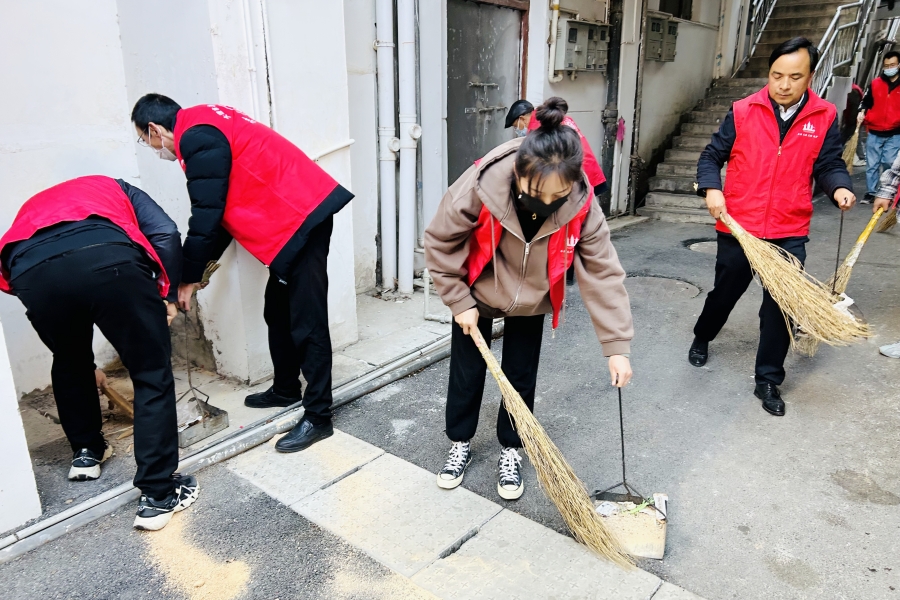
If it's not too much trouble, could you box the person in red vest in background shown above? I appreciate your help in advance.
[0,175,196,532]
[692,38,854,416]
[859,51,900,203]
[131,94,353,454]
[424,98,632,501]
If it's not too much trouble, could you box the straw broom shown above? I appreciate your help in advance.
[796,208,883,356]
[468,327,632,568]
[842,123,861,174]
[718,213,870,347]
[875,192,900,233]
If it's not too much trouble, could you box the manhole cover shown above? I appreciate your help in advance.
[625,276,700,299]
[688,241,717,255]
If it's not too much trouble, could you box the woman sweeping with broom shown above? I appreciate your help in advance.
[424,97,633,501]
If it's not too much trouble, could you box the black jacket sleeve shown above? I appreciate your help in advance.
[813,115,854,204]
[696,110,736,194]
[179,124,234,283]
[116,179,182,302]
[862,86,874,110]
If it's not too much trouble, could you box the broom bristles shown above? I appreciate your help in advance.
[720,214,870,348]
[842,126,859,173]
[876,209,897,233]
[469,328,633,568]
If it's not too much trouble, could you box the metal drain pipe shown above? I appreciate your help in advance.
[375,0,399,290]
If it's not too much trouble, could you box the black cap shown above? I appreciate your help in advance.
[504,100,534,128]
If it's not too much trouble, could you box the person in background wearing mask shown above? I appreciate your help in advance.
[130,94,353,454]
[858,51,900,203]
[425,98,633,501]
[693,37,854,416]
[506,99,608,285]
[0,175,194,531]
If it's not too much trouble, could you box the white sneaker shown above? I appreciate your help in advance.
[497,447,524,500]
[879,341,900,358]
[436,441,472,489]
[853,156,866,167]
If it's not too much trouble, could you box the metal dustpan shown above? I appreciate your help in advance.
[176,309,228,448]
[592,387,668,560]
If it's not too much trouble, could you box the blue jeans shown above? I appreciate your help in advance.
[866,132,900,195]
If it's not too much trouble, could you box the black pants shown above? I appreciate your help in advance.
[14,245,178,499]
[693,233,808,385]
[446,314,544,448]
[263,216,334,425]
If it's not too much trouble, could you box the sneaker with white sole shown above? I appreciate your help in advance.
[497,447,524,500]
[133,473,199,531]
[68,441,113,481]
[436,440,471,489]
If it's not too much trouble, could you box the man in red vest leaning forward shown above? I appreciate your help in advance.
[131,95,353,453]
[692,37,855,416]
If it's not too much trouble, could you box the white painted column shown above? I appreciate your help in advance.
[0,315,41,532]
[418,0,448,232]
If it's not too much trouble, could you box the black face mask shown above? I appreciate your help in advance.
[516,190,568,219]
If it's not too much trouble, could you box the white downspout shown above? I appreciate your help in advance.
[397,0,421,294]
[548,1,564,83]
[375,0,400,290]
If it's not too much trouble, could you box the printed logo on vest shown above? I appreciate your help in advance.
[798,120,819,139]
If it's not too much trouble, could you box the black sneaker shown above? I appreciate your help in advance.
[436,441,472,489]
[497,447,524,500]
[133,474,199,531]
[244,386,301,408]
[861,194,874,205]
[68,441,113,481]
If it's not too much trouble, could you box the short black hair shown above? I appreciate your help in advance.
[768,37,820,72]
[131,93,181,133]
[884,50,900,63]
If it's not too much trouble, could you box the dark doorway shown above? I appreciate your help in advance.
[447,0,524,182]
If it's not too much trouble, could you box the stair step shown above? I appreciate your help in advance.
[648,175,698,194]
[645,190,706,209]
[736,69,772,79]
[682,121,722,135]
[657,162,699,177]
[689,110,728,124]
[763,15,837,30]
[699,97,736,110]
[770,4,848,17]
[665,148,702,162]
[713,77,768,87]
[758,28,829,44]
[707,85,762,99]
[673,135,712,150]
[638,203,716,224]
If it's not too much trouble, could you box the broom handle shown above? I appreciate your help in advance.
[616,386,628,487]
[833,212,844,294]
[469,327,506,387]
[856,208,885,245]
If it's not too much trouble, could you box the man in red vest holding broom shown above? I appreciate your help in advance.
[693,38,855,416]
[131,95,353,452]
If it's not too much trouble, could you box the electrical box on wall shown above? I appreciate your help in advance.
[554,17,609,72]
[645,12,678,63]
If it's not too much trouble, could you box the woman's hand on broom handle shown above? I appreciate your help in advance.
[609,355,632,387]
[455,307,480,335]
[705,189,727,220]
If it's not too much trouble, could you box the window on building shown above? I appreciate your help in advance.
[659,0,691,20]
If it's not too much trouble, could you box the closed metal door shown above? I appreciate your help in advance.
[447,0,522,183]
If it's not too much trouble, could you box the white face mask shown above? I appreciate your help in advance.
[146,125,177,161]
[514,126,528,138]
[885,67,899,78]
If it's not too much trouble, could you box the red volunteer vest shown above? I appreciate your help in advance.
[0,176,170,297]
[173,105,343,266]
[721,88,836,239]
[463,200,591,330]
[527,113,607,188]
[863,77,900,132]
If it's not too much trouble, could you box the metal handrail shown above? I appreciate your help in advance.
[813,0,877,95]
[733,0,780,76]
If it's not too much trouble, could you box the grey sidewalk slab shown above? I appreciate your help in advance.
[292,453,502,577]
[411,509,662,600]
[226,429,384,506]
[652,582,704,599]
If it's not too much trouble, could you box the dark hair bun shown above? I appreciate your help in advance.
[535,97,568,130]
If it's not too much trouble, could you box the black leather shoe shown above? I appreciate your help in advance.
[688,338,708,367]
[275,418,334,453]
[754,383,785,416]
[245,386,301,409]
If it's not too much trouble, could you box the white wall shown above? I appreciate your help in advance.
[345,0,380,293]
[0,0,139,395]
[0,317,42,532]
[419,0,449,232]
[265,0,359,349]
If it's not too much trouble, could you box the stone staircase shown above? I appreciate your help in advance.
[639,0,852,224]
